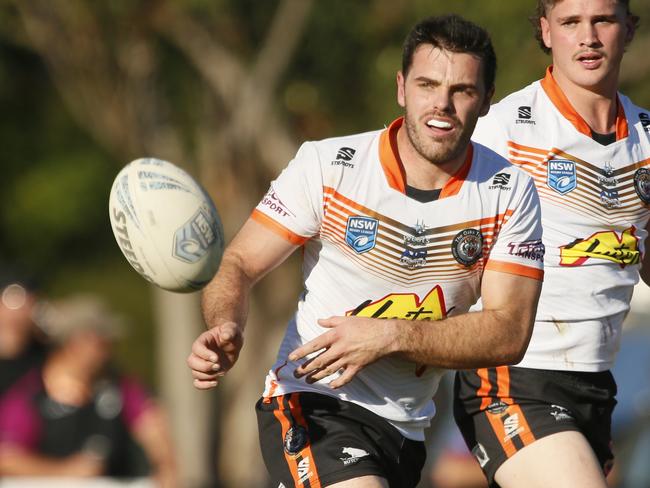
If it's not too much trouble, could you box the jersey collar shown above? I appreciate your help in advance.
[540,66,628,140]
[379,117,473,199]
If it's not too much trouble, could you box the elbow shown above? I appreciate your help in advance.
[501,318,535,365]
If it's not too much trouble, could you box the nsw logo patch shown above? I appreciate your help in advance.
[345,216,379,254]
[547,159,577,195]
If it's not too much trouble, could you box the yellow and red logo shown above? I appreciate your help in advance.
[347,286,449,376]
[559,227,641,267]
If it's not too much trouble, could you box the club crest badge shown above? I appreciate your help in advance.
[284,425,308,456]
[547,159,577,195]
[451,229,483,266]
[633,168,650,204]
[345,216,379,254]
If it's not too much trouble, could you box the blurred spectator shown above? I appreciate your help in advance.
[0,294,179,487]
[428,427,487,488]
[0,269,48,395]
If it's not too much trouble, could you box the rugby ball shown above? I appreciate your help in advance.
[108,158,224,293]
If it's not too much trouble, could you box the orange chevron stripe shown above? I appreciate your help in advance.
[251,210,309,246]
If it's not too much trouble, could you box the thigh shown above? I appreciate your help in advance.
[454,367,616,487]
[495,431,607,488]
[256,392,425,488]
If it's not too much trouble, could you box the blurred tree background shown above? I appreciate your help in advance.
[0,1,649,487]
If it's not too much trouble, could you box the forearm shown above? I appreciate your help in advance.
[201,249,254,331]
[390,308,532,369]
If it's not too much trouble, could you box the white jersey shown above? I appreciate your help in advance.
[472,67,650,372]
[254,117,544,440]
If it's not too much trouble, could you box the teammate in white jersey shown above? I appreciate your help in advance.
[188,15,544,488]
[454,1,650,488]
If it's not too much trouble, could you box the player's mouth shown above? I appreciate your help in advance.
[575,51,604,70]
[425,117,456,136]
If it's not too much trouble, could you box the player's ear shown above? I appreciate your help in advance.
[479,86,494,117]
[540,16,552,50]
[397,71,406,108]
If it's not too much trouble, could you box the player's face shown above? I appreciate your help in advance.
[397,45,492,166]
[541,0,635,94]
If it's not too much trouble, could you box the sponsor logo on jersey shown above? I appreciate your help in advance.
[348,286,449,321]
[261,187,295,218]
[599,188,621,209]
[400,221,429,268]
[331,147,357,168]
[503,413,524,441]
[633,168,650,204]
[489,172,512,191]
[640,113,650,133]
[451,229,483,266]
[486,401,508,415]
[559,227,641,266]
[516,106,535,125]
[547,159,577,195]
[340,447,370,466]
[284,425,309,456]
[507,239,545,262]
[345,216,379,254]
[347,286,450,376]
[400,248,427,269]
[472,443,490,468]
[173,208,218,263]
[598,162,618,187]
[550,404,574,422]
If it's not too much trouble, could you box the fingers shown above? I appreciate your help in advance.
[329,366,359,389]
[289,333,331,362]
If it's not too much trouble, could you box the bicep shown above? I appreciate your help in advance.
[222,217,301,284]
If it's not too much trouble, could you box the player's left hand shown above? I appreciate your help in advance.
[289,316,396,388]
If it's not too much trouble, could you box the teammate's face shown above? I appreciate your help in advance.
[541,0,635,94]
[397,45,492,167]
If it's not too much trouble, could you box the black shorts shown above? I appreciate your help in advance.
[453,366,617,487]
[255,392,426,488]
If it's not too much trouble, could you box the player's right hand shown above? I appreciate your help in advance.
[187,321,244,389]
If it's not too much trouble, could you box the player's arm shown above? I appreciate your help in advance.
[188,218,299,389]
[641,219,650,287]
[291,269,541,388]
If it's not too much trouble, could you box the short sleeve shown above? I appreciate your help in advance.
[486,177,545,280]
[0,370,42,450]
[252,142,324,244]
[120,376,155,429]
[472,109,510,159]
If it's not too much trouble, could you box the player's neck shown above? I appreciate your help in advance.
[396,126,468,191]
[552,68,619,134]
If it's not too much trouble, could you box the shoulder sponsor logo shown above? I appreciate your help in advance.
[633,168,650,204]
[507,239,545,262]
[345,216,378,253]
[472,443,490,468]
[451,229,483,267]
[261,187,295,218]
[547,159,577,195]
[516,106,535,125]
[340,447,370,466]
[640,113,650,133]
[560,227,640,267]
[331,147,357,168]
[489,172,512,191]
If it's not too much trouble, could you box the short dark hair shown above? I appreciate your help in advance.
[402,14,497,92]
[531,0,640,54]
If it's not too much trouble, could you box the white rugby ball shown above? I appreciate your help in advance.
[108,158,224,293]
